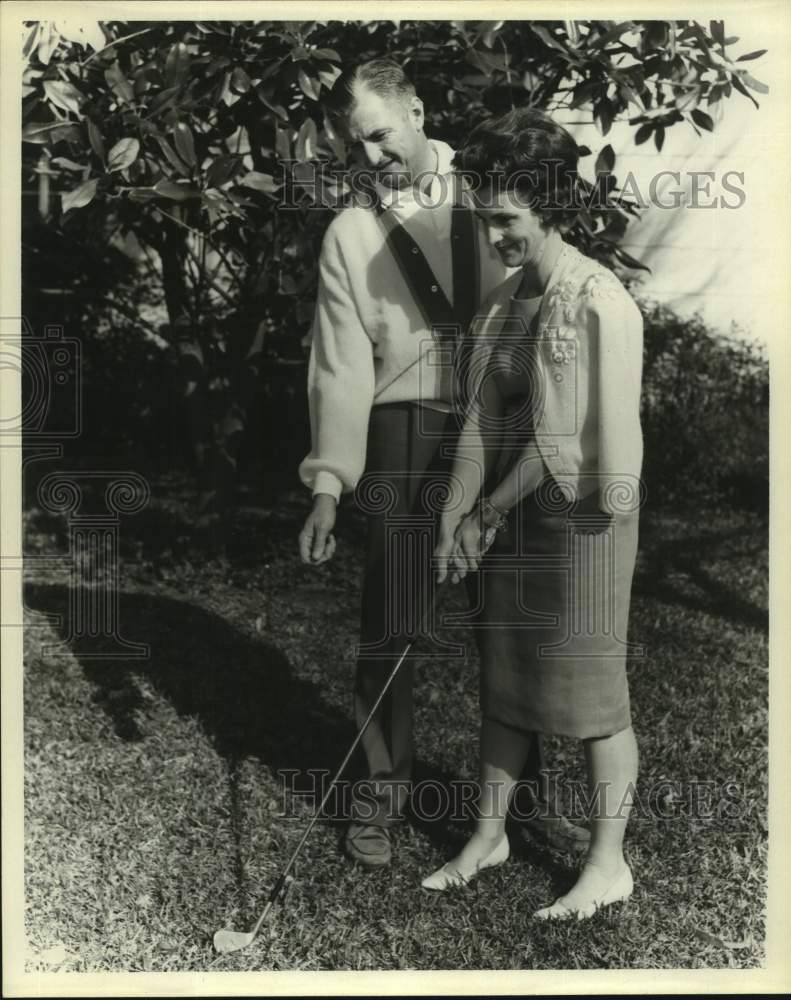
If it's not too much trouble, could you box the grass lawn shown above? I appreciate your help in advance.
[21,472,768,971]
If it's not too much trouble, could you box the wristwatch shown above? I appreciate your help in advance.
[477,496,509,533]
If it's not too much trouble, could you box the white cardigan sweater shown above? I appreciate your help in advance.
[298,140,507,500]
[468,241,645,515]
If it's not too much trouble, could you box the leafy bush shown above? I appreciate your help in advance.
[640,301,768,509]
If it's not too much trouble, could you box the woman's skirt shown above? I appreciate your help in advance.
[471,483,640,739]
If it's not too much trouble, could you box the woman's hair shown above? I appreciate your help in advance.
[323,58,416,124]
[453,108,582,230]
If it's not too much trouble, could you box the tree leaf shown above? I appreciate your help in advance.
[741,71,769,94]
[231,67,252,93]
[298,68,321,100]
[43,79,83,116]
[37,22,60,65]
[530,23,568,55]
[676,87,701,113]
[594,98,614,135]
[51,157,88,172]
[155,135,191,177]
[240,171,278,194]
[107,137,140,172]
[206,155,242,188]
[611,242,650,272]
[153,178,200,201]
[295,117,318,161]
[127,187,158,202]
[590,20,634,51]
[731,74,760,108]
[312,47,341,61]
[709,20,725,45]
[736,49,767,62]
[634,123,653,145]
[654,126,666,152]
[62,177,98,213]
[595,144,615,175]
[53,19,105,50]
[104,61,135,104]
[322,114,346,161]
[134,74,152,98]
[22,120,81,144]
[275,126,292,160]
[479,21,504,49]
[165,42,190,86]
[570,81,598,110]
[256,86,290,122]
[148,86,182,115]
[22,23,43,63]
[690,108,714,131]
[317,65,341,89]
[172,122,197,167]
[87,120,105,160]
[707,85,724,106]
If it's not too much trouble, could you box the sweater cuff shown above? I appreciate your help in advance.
[312,471,344,502]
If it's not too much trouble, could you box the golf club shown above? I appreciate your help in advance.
[213,570,451,954]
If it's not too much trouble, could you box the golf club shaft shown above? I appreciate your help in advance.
[249,575,448,938]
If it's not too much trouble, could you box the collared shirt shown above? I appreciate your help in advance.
[372,140,456,307]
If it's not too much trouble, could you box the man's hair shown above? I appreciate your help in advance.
[323,58,417,123]
[453,107,583,230]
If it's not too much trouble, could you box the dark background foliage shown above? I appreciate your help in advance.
[21,18,769,512]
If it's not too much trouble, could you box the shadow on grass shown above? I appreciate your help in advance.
[26,582,358,760]
[24,583,466,854]
[633,519,768,634]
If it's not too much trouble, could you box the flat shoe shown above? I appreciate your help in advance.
[534,863,633,921]
[421,835,510,891]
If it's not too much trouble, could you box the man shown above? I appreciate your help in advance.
[298,58,588,867]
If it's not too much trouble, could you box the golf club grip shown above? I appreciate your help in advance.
[264,573,450,903]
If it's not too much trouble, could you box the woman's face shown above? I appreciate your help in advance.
[472,187,548,268]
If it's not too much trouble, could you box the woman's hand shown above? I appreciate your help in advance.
[448,513,497,582]
[434,523,459,584]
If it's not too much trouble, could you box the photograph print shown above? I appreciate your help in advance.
[3,4,786,991]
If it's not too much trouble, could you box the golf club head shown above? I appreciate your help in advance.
[213,928,256,954]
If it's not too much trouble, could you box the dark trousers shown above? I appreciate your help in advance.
[351,401,546,827]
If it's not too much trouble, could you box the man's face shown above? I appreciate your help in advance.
[339,86,426,188]
[472,186,547,268]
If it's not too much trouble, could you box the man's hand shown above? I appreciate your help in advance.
[299,493,338,565]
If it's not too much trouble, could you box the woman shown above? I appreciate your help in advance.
[422,108,644,920]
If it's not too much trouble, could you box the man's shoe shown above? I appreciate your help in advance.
[344,822,392,868]
[521,814,591,855]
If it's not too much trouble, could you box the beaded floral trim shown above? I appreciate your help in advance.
[540,251,621,339]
